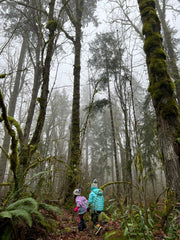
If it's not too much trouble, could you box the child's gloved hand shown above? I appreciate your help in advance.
[74,206,79,212]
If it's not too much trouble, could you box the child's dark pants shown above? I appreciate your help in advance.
[78,214,86,231]
[91,211,101,226]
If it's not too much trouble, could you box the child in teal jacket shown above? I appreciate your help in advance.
[87,179,104,235]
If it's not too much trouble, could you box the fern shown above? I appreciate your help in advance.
[0,211,12,218]
[0,197,62,240]
[39,202,62,215]
[4,209,32,227]
[7,197,38,213]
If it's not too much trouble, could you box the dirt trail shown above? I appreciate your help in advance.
[46,208,114,240]
[44,208,165,240]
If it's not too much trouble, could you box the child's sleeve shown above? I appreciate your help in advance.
[76,198,81,208]
[88,192,93,207]
[74,206,79,212]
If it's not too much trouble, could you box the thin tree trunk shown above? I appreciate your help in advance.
[0,35,27,186]
[23,36,42,145]
[114,72,132,203]
[107,73,121,195]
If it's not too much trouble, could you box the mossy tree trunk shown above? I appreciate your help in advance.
[62,0,84,202]
[137,0,180,204]
[155,0,180,108]
[0,35,28,187]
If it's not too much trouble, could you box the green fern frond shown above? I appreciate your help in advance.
[39,202,62,215]
[0,211,12,219]
[33,210,45,224]
[7,197,38,212]
[0,197,61,240]
[9,209,32,227]
[0,209,32,227]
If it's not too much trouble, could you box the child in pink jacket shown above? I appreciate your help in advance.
[73,188,88,231]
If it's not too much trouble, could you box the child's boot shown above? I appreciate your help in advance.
[94,224,102,235]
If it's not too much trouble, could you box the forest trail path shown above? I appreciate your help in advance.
[44,208,165,240]
[45,208,120,240]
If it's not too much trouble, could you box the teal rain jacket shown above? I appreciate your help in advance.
[88,187,104,212]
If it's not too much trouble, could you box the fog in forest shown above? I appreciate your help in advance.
[0,1,180,237]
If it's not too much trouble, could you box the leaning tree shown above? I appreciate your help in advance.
[137,0,180,224]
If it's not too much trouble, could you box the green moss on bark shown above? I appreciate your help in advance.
[139,0,179,126]
[139,0,155,10]
[143,33,162,54]
[46,19,58,31]
[160,98,179,120]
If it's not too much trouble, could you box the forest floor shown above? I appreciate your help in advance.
[41,208,166,240]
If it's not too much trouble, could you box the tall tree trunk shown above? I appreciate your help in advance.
[137,0,180,209]
[114,73,132,203]
[15,0,57,196]
[65,0,84,201]
[85,129,89,178]
[23,36,42,145]
[0,35,27,186]
[106,67,121,195]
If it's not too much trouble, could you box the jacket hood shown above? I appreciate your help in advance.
[93,188,103,196]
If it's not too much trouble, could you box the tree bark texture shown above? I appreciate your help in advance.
[114,73,132,203]
[66,0,84,200]
[106,63,121,195]
[137,0,180,200]
[23,35,42,145]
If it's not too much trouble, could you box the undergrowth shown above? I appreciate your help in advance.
[103,199,180,240]
[0,197,62,240]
